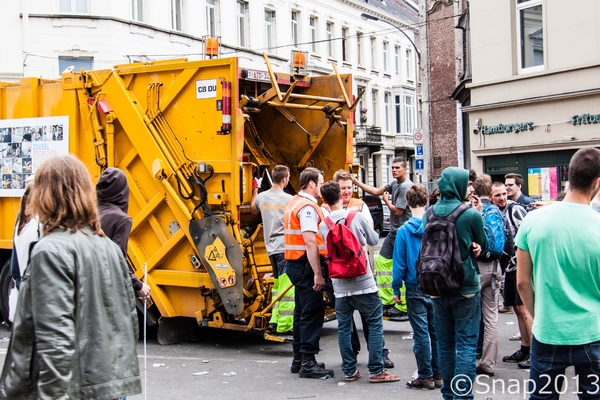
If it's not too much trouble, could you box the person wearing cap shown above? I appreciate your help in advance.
[96,168,150,300]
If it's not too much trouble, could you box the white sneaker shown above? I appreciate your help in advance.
[509,332,522,341]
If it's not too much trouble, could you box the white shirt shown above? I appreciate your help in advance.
[297,191,320,233]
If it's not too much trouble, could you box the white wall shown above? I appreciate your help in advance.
[470,0,600,87]
[1,0,420,186]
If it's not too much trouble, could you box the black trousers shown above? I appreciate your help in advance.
[287,258,325,355]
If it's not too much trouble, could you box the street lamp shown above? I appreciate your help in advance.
[360,13,420,62]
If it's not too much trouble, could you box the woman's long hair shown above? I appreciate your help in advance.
[16,188,32,235]
[27,155,103,236]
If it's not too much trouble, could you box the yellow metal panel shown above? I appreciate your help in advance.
[0,56,355,336]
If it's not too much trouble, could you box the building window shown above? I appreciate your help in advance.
[265,9,276,52]
[59,56,93,74]
[291,11,299,47]
[384,92,391,132]
[517,0,544,71]
[386,155,392,184]
[371,90,378,126]
[132,0,143,22]
[382,42,389,73]
[395,95,401,133]
[341,28,348,62]
[403,94,415,133]
[356,32,363,65]
[206,0,218,37]
[357,86,366,123]
[171,0,183,31]
[237,1,248,48]
[394,46,400,75]
[359,154,366,185]
[405,48,413,80]
[309,16,317,53]
[326,22,334,58]
[60,0,87,13]
[370,37,377,70]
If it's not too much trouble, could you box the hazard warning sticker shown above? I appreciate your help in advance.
[204,237,236,288]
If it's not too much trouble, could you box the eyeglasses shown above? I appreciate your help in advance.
[505,183,515,187]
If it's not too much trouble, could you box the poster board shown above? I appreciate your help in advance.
[527,166,558,201]
[0,116,69,197]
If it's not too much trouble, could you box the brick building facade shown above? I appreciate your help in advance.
[420,0,470,180]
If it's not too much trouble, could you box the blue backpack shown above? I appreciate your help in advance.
[479,204,506,260]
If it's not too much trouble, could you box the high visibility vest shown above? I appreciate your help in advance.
[284,195,327,260]
[346,198,364,211]
[322,198,364,213]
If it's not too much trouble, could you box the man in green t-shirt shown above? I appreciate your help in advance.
[516,147,600,399]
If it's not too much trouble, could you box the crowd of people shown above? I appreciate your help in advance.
[2,146,599,399]
[255,148,600,399]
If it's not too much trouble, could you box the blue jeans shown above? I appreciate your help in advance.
[433,293,481,400]
[528,336,600,399]
[335,292,384,377]
[406,287,439,379]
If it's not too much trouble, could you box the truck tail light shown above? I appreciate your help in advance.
[221,81,232,133]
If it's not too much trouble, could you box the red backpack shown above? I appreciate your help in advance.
[324,210,368,279]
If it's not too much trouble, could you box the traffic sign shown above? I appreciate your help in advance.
[415,159,424,170]
[413,129,423,144]
[415,145,424,158]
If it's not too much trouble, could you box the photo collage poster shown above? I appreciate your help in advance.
[0,116,69,197]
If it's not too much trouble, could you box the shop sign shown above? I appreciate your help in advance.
[571,113,600,126]
[482,122,534,135]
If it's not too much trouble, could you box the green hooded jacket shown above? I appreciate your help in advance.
[423,167,487,295]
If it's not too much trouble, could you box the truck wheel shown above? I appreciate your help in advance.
[0,260,12,327]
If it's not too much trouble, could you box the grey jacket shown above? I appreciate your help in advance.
[0,227,141,400]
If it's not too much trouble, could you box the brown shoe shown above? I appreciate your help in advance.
[406,377,435,390]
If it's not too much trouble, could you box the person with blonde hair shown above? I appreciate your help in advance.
[0,155,141,399]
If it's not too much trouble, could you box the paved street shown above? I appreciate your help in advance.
[0,241,582,400]
[0,312,581,400]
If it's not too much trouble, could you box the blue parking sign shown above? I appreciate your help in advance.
[415,145,424,157]
[415,159,424,170]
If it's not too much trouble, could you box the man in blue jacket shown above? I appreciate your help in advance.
[392,184,441,390]
[423,167,487,400]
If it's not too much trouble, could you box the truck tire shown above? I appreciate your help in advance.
[0,259,12,327]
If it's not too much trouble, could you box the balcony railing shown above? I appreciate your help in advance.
[354,125,382,144]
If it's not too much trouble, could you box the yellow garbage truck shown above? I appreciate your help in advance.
[0,53,358,343]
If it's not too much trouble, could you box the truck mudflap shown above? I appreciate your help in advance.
[189,216,244,316]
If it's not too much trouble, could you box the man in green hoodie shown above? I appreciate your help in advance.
[423,167,487,400]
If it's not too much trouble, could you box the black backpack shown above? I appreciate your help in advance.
[417,204,470,296]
